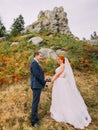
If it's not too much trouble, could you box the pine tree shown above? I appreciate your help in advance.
[0,18,6,37]
[93,31,97,37]
[10,14,25,36]
[91,34,94,40]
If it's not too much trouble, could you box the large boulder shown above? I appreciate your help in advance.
[11,42,19,46]
[39,48,57,60]
[56,49,67,55]
[28,36,43,45]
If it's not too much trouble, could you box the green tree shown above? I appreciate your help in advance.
[90,31,97,40]
[93,31,97,37]
[91,34,94,40]
[10,14,25,36]
[0,17,6,37]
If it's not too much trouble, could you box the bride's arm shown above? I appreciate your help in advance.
[51,65,65,83]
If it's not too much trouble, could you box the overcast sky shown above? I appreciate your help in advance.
[0,0,98,39]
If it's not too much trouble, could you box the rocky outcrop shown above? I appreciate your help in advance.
[88,39,98,46]
[25,7,71,35]
[0,37,6,42]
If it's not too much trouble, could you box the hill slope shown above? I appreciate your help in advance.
[0,31,98,130]
[0,31,98,86]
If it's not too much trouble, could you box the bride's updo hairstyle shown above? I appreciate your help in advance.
[58,55,65,63]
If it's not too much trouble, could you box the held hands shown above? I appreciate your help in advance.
[45,75,56,87]
[45,77,52,87]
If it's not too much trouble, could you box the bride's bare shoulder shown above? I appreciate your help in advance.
[60,64,65,69]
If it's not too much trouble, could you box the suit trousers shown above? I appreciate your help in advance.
[31,89,41,125]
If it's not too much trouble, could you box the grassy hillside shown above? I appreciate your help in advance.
[0,31,98,130]
[0,31,98,86]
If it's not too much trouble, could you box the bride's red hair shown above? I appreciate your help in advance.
[58,55,65,63]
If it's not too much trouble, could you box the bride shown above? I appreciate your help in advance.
[50,55,91,129]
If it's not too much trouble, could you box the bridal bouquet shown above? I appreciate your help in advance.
[45,78,51,82]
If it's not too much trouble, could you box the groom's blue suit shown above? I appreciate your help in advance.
[30,59,46,125]
[30,59,46,90]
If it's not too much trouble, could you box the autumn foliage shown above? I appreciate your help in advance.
[0,31,98,86]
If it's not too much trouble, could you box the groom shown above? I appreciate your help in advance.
[30,51,49,128]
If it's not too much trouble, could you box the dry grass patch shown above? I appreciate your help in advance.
[0,72,98,130]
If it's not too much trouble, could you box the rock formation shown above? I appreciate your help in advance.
[25,6,71,35]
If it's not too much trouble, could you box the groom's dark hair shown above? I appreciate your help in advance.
[34,51,42,57]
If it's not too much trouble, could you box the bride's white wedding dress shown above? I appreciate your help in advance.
[50,58,91,129]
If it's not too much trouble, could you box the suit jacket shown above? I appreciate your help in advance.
[30,59,46,90]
